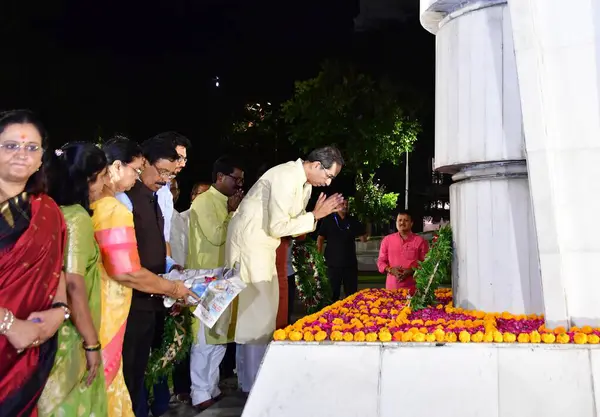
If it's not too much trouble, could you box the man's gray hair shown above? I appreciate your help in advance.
[306,146,345,169]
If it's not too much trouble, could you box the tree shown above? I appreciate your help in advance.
[348,174,399,235]
[281,61,419,226]
[281,61,420,175]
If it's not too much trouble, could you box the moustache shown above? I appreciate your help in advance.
[156,181,167,187]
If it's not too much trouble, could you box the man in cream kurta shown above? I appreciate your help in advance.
[225,146,345,393]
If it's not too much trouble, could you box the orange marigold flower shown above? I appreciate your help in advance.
[529,331,542,344]
[413,332,426,342]
[370,308,380,314]
[354,331,366,342]
[459,331,471,343]
[315,331,327,342]
[553,326,566,335]
[379,331,392,342]
[471,331,484,343]
[493,331,503,343]
[557,333,570,344]
[503,332,516,343]
[289,331,303,341]
[541,333,556,343]
[434,329,445,342]
[401,332,413,342]
[273,329,287,341]
[588,334,600,344]
[517,333,530,343]
[303,331,315,342]
[419,327,428,334]
[426,333,436,342]
[392,331,404,341]
[330,331,343,341]
[501,312,513,320]
[343,332,354,342]
[582,326,593,335]
[436,304,443,310]
[571,326,581,333]
[365,332,378,342]
[483,332,494,343]
[445,332,457,342]
[574,333,588,345]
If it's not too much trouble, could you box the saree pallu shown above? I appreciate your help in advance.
[91,197,140,417]
[38,205,108,417]
[0,194,66,417]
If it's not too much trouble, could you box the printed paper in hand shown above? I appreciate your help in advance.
[161,266,246,329]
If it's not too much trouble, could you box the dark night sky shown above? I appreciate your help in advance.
[1,0,436,211]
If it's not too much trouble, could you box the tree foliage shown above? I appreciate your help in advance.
[281,61,420,174]
[348,174,398,229]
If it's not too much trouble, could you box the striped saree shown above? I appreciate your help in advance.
[91,196,141,417]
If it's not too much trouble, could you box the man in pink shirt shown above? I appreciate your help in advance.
[377,211,429,293]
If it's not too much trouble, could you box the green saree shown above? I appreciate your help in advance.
[38,204,108,417]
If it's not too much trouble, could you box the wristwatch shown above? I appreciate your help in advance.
[51,302,71,321]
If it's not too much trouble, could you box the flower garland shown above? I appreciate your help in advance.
[292,238,332,314]
[274,288,600,345]
[411,225,453,311]
[145,307,193,388]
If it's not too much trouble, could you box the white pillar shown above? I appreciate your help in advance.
[507,0,600,328]
[421,0,544,314]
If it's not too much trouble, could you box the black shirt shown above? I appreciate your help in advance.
[126,181,166,310]
[318,213,365,268]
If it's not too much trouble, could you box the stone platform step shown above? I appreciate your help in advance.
[243,341,600,417]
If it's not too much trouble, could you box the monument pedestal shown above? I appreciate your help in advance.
[243,342,600,417]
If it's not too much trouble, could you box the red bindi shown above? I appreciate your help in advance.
[20,134,27,139]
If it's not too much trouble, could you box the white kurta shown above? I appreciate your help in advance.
[226,159,316,344]
[170,208,190,266]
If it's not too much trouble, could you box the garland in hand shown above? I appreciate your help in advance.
[410,225,453,311]
[145,307,193,388]
[292,238,333,314]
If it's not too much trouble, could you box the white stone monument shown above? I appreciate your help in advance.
[423,0,600,328]
[241,2,600,416]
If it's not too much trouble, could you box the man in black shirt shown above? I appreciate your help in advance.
[122,138,180,416]
[317,200,367,301]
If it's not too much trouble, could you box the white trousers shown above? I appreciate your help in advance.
[236,343,268,393]
[190,324,227,405]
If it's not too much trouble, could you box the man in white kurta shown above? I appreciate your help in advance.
[225,147,345,393]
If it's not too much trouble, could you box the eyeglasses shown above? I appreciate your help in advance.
[178,155,188,163]
[132,166,143,177]
[0,141,42,153]
[319,162,336,180]
[154,165,176,180]
[227,174,244,185]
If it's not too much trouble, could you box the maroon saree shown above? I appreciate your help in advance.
[0,193,66,417]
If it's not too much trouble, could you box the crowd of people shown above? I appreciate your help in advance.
[0,109,346,417]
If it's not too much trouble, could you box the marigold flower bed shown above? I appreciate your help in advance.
[273,288,600,344]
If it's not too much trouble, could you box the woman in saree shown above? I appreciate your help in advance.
[39,142,110,416]
[0,110,69,417]
[91,137,196,416]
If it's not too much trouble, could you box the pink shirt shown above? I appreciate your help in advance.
[377,232,429,290]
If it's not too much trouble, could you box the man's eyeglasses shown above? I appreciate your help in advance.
[227,174,244,185]
[178,155,187,163]
[0,141,42,153]
[319,162,336,180]
[154,165,176,180]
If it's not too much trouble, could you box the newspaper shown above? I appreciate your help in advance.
[161,266,246,329]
